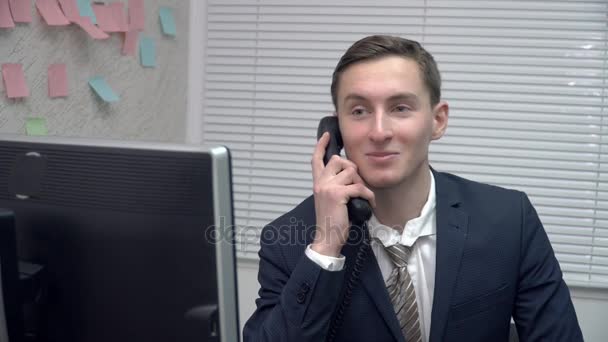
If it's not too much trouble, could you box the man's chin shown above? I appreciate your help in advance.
[362,169,421,191]
[363,176,401,191]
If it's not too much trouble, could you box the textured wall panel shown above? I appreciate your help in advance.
[0,0,188,142]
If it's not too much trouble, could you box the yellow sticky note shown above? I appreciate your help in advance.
[26,118,48,136]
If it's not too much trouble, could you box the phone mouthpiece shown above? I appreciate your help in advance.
[348,198,372,225]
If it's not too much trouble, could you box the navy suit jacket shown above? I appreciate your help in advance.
[243,170,583,341]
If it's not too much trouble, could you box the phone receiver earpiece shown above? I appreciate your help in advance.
[317,116,343,165]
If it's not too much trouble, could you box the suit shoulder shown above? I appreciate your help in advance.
[266,195,315,227]
[436,170,524,203]
[260,195,316,242]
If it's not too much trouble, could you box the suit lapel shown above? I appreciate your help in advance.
[429,170,469,342]
[361,247,406,342]
[341,234,405,342]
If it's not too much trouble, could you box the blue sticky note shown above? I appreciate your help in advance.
[88,76,119,102]
[77,0,97,24]
[159,7,176,36]
[140,37,156,67]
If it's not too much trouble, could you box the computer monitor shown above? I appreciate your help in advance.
[0,209,23,342]
[0,135,239,342]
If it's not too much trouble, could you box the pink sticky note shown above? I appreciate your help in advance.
[74,16,109,39]
[36,0,70,26]
[128,0,143,30]
[1,63,29,98]
[0,0,15,28]
[110,2,128,32]
[122,29,138,55]
[48,63,68,98]
[92,4,116,32]
[57,0,80,22]
[9,0,32,23]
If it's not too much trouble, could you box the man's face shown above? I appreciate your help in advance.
[336,56,448,190]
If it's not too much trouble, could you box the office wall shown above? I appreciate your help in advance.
[0,0,188,142]
[569,289,608,342]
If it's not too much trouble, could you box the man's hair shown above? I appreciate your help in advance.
[330,35,441,110]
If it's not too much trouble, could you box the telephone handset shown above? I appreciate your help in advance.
[316,116,372,225]
[317,116,373,342]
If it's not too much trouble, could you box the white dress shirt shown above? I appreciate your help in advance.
[306,170,437,342]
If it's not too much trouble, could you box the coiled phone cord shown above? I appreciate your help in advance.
[325,221,371,342]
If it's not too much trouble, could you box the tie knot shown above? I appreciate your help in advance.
[381,241,411,268]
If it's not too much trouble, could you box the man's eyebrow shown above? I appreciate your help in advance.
[343,92,420,104]
[387,93,419,104]
[343,94,368,103]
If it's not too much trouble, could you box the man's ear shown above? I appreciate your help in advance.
[431,101,449,140]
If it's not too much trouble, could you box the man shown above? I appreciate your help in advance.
[243,35,582,342]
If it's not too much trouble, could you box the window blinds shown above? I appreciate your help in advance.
[202,0,608,288]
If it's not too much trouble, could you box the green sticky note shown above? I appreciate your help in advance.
[88,76,120,102]
[26,118,47,136]
[140,36,156,67]
[159,7,176,36]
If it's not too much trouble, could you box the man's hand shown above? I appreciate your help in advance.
[310,132,376,257]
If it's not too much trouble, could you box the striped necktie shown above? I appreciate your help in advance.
[382,241,422,342]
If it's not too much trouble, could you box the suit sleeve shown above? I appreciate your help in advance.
[513,193,583,341]
[242,225,346,342]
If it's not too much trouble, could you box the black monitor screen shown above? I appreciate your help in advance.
[0,136,238,342]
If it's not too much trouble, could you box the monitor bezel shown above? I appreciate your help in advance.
[0,134,240,342]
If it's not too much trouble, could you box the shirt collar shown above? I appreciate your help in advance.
[369,169,437,247]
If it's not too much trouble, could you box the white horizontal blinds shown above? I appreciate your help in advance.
[598,149,608,285]
[204,0,427,258]
[204,1,312,256]
[203,0,608,288]
[425,0,607,288]
[205,1,261,257]
[597,53,608,285]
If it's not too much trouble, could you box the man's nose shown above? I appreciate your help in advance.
[368,112,394,143]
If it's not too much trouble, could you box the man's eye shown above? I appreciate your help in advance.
[352,108,367,116]
[394,105,410,113]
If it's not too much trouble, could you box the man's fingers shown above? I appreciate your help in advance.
[323,155,359,178]
[311,132,330,180]
[312,134,374,208]
[350,169,365,186]
[333,163,365,188]
[340,158,358,171]
[332,166,357,185]
[323,154,346,176]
